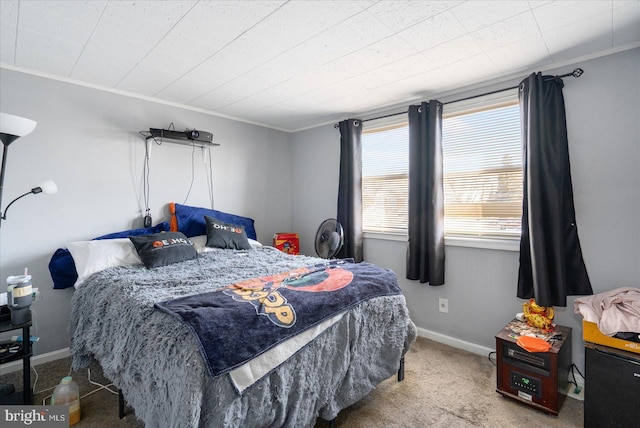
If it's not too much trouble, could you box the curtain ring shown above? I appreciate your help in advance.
[417,106,422,114]
[353,120,360,127]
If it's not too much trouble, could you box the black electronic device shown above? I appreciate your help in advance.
[584,343,640,427]
[149,128,215,145]
[0,341,22,364]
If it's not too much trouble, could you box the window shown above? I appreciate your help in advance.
[362,123,409,234]
[362,91,522,240]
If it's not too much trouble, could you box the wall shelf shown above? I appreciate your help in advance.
[145,136,219,148]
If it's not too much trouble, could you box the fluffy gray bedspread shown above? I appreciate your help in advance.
[70,246,417,428]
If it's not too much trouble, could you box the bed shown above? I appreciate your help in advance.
[63,204,417,427]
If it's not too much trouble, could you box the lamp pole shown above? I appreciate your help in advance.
[0,143,9,221]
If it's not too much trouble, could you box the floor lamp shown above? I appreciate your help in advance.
[0,112,57,402]
[0,113,58,228]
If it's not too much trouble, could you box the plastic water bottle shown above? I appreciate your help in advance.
[52,376,81,426]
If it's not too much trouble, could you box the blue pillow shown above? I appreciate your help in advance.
[49,222,170,289]
[172,203,256,240]
[94,222,170,240]
[49,248,79,290]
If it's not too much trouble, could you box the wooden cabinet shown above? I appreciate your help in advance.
[495,319,571,415]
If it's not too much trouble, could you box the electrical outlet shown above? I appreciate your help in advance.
[439,298,449,313]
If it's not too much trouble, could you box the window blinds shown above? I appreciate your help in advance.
[442,101,522,238]
[361,92,522,239]
[362,123,409,233]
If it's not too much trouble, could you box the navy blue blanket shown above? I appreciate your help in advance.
[155,260,401,377]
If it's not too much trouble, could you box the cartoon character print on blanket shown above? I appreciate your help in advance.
[155,258,402,378]
[223,262,354,328]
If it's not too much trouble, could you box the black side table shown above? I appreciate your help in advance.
[0,306,33,405]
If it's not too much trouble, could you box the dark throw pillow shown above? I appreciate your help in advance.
[130,232,197,268]
[204,216,252,250]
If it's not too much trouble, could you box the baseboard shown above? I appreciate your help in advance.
[0,348,70,375]
[417,327,495,357]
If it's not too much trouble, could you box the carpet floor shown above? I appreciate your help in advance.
[0,337,583,427]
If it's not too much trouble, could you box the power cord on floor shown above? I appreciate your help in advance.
[83,367,118,398]
[29,307,50,397]
[569,363,585,387]
[32,363,71,397]
[27,305,117,404]
[487,351,496,366]
[38,366,119,405]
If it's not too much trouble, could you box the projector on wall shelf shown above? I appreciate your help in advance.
[149,128,217,146]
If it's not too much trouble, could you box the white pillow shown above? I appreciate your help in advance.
[67,238,142,288]
[191,235,262,253]
[190,235,212,253]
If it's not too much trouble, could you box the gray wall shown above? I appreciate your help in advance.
[0,69,293,355]
[291,48,640,373]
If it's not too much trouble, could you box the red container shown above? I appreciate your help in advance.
[273,233,299,255]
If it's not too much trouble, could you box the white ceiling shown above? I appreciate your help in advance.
[1,1,639,132]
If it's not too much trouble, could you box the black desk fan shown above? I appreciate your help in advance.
[314,219,344,259]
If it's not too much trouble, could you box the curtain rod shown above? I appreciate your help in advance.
[334,68,584,127]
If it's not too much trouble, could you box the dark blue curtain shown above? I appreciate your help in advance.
[336,119,363,262]
[406,101,445,285]
[517,73,592,307]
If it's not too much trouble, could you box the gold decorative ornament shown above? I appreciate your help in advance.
[522,298,554,332]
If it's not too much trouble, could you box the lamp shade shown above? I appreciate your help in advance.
[0,113,37,140]
[38,180,58,194]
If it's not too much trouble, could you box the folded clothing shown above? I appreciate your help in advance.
[574,287,640,336]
